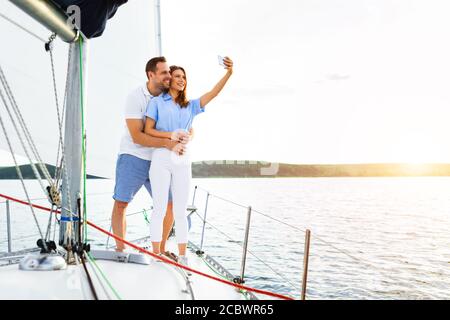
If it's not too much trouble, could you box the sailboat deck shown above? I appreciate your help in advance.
[0,238,247,300]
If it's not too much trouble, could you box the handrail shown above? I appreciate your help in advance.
[0,191,114,204]
[195,186,307,234]
[1,188,307,297]
[0,192,294,300]
[193,185,310,295]
[0,189,309,298]
[193,185,413,290]
[190,210,299,292]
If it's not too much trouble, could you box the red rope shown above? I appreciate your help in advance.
[0,193,61,213]
[0,193,295,300]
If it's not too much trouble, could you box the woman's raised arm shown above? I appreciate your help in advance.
[200,57,234,108]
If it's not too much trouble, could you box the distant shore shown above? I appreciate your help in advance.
[192,161,450,178]
[0,164,103,180]
[2,161,450,179]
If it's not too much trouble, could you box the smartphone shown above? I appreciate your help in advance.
[218,55,225,67]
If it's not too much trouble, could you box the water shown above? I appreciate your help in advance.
[1,177,449,300]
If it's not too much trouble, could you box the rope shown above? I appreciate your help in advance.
[0,192,115,204]
[52,209,58,242]
[79,252,99,300]
[54,40,72,195]
[0,64,57,245]
[47,33,64,188]
[78,37,88,243]
[87,221,293,300]
[83,252,113,300]
[57,43,75,223]
[86,251,122,300]
[0,193,62,214]
[0,12,46,43]
[0,65,54,186]
[0,67,51,195]
[142,208,150,224]
[0,193,294,300]
[44,203,57,241]
[44,37,63,244]
[0,105,47,245]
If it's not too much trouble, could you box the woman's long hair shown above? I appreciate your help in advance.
[169,65,189,108]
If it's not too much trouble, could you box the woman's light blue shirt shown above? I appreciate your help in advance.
[145,93,205,132]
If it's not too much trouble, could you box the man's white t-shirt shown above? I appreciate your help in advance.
[118,84,155,161]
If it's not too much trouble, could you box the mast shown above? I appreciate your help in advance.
[154,0,162,55]
[59,39,87,250]
[8,0,85,251]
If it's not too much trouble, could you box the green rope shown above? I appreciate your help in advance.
[78,37,87,242]
[86,252,122,300]
[142,209,150,224]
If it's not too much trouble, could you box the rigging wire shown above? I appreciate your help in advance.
[0,12,46,43]
[45,33,70,242]
[0,192,295,300]
[0,96,47,246]
[78,37,88,244]
[195,186,411,285]
[192,210,299,292]
[0,66,54,190]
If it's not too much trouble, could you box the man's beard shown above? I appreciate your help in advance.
[159,82,170,90]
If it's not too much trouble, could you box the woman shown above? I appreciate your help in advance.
[144,57,234,267]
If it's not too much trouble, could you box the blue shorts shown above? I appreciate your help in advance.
[113,154,172,203]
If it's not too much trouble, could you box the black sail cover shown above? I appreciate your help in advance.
[52,0,128,38]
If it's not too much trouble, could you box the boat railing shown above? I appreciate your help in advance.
[93,185,312,299]
[188,186,312,299]
[0,191,114,253]
[189,186,415,299]
[0,188,312,299]
[1,185,412,300]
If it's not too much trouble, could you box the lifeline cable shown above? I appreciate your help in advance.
[0,193,294,300]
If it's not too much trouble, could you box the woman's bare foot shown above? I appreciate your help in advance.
[162,251,178,262]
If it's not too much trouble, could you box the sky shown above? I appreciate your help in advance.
[161,0,450,165]
[1,0,450,175]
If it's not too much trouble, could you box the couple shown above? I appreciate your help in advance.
[111,56,233,267]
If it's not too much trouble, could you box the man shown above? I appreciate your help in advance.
[111,57,189,257]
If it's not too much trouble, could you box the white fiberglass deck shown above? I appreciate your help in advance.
[0,238,248,300]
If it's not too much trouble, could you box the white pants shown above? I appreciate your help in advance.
[149,148,191,244]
